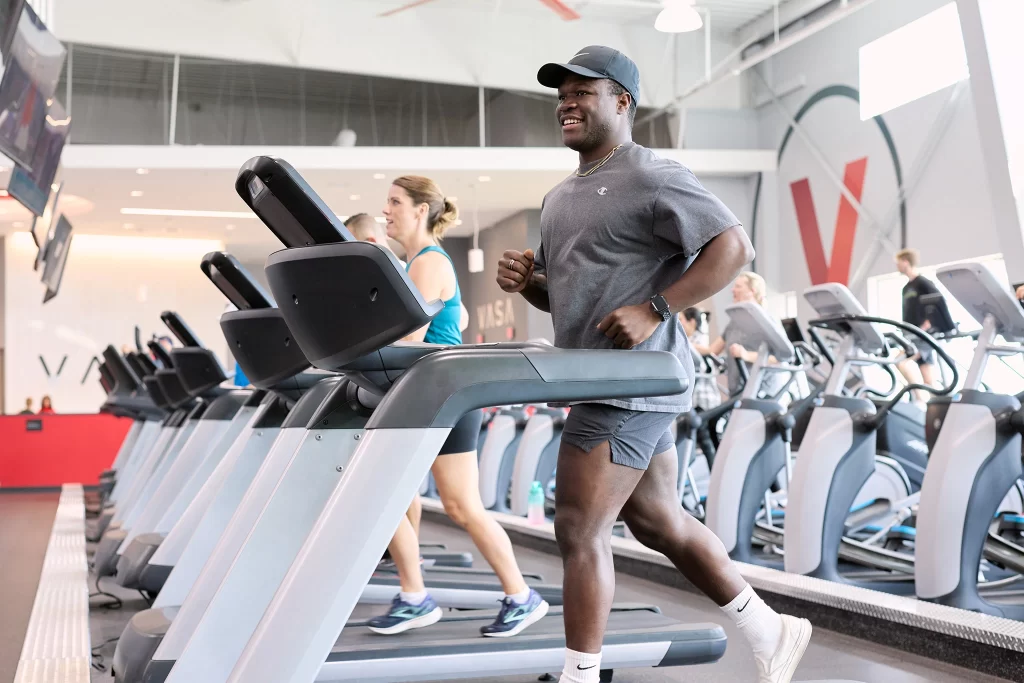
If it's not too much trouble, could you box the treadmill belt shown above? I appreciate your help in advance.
[333,604,724,660]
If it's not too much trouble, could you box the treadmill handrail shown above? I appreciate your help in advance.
[367,345,687,430]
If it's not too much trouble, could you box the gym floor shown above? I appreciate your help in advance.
[0,491,1007,683]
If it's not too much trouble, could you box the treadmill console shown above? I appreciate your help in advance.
[235,156,355,248]
[201,251,274,310]
[161,311,203,348]
[937,262,1024,341]
[724,302,795,362]
[803,283,887,355]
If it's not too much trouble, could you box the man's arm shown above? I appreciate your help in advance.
[596,227,753,349]
[520,273,550,312]
[497,248,551,312]
[660,226,754,313]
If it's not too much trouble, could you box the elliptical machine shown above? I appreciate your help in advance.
[784,283,956,589]
[703,302,821,565]
[916,261,1024,618]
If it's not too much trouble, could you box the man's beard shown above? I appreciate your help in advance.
[564,119,613,154]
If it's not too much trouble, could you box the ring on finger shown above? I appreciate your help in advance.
[507,259,515,271]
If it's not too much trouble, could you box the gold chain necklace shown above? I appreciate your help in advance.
[576,144,624,177]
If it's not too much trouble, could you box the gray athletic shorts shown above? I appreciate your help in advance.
[561,403,677,471]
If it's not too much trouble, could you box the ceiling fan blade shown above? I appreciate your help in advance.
[378,0,441,18]
[537,0,581,21]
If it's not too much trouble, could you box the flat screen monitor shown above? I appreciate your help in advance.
[31,178,59,268]
[41,213,71,303]
[0,0,24,62]
[7,98,68,215]
[0,4,65,169]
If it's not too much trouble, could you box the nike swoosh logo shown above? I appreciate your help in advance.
[577,664,597,670]
[737,597,752,613]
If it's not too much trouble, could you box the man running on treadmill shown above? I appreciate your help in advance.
[496,46,811,683]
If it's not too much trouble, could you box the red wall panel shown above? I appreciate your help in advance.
[0,414,133,488]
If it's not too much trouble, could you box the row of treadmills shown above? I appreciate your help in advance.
[89,156,729,683]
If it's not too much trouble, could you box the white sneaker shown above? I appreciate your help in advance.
[756,614,812,683]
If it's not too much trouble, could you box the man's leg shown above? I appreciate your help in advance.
[620,446,744,603]
[897,357,928,403]
[622,443,811,683]
[920,361,938,389]
[554,439,645,654]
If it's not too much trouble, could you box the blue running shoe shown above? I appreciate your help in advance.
[480,589,549,637]
[367,594,443,635]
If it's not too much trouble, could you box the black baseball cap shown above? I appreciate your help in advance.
[537,45,640,103]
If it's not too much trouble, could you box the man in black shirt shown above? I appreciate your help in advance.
[896,248,947,401]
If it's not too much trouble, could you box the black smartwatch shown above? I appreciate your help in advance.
[650,294,672,322]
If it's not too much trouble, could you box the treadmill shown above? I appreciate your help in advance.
[155,157,726,683]
[113,256,556,682]
[94,313,246,579]
[91,345,189,543]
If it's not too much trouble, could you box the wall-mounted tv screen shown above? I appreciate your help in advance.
[41,213,71,303]
[0,4,65,169]
[0,0,25,62]
[7,98,68,215]
[31,177,59,266]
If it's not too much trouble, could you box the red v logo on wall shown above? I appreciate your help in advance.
[790,157,868,286]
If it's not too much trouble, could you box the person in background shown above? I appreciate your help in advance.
[18,398,33,415]
[680,308,722,412]
[895,248,950,404]
[38,396,54,415]
[694,272,778,397]
[345,213,392,250]
[366,175,547,638]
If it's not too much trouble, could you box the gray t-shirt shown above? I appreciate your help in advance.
[534,142,740,413]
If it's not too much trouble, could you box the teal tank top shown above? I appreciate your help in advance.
[406,245,463,346]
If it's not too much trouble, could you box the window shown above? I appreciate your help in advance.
[859,3,969,120]
[867,254,1024,394]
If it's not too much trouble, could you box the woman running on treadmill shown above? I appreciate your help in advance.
[366,176,549,637]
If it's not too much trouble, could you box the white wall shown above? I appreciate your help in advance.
[54,0,741,110]
[4,232,228,413]
[750,0,1003,321]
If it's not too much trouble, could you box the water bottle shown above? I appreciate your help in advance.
[527,480,546,525]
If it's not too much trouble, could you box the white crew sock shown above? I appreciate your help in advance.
[506,587,531,604]
[399,590,428,605]
[558,648,602,683]
[721,585,783,660]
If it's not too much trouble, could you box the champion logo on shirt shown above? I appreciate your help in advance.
[597,187,608,195]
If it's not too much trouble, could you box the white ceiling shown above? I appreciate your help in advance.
[380,0,797,35]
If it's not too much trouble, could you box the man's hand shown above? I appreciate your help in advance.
[1016,284,1024,300]
[497,249,535,293]
[728,343,745,359]
[597,303,662,349]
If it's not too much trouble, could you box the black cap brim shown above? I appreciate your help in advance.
[537,62,608,90]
